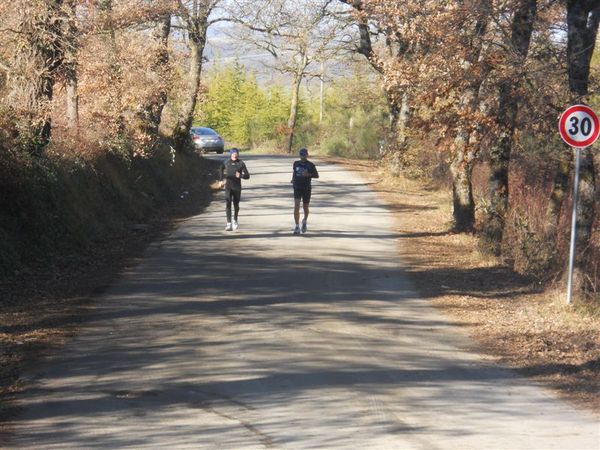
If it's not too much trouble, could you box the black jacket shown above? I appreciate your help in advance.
[292,160,319,189]
[221,158,250,191]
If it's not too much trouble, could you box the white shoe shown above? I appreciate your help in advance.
[225,223,232,231]
[293,225,301,235]
[301,219,307,234]
[232,220,238,230]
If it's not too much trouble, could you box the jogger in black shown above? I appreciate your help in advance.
[291,147,319,234]
[220,148,250,231]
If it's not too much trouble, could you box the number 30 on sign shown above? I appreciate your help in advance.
[558,105,600,148]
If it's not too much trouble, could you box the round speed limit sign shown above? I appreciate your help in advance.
[559,105,600,148]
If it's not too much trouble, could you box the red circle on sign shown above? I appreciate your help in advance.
[558,105,600,148]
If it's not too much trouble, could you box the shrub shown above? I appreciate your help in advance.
[507,211,557,278]
[0,138,214,278]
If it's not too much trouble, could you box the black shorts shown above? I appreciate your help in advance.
[294,187,311,203]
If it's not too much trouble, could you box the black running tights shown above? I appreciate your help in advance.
[225,188,241,222]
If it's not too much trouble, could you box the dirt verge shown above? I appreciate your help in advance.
[330,157,599,415]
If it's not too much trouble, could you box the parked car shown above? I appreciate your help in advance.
[190,127,225,154]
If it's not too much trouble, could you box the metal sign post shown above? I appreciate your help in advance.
[566,147,580,305]
[558,105,600,305]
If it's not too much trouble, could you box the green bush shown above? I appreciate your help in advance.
[197,64,389,156]
[322,135,349,157]
[197,64,293,149]
[318,76,388,159]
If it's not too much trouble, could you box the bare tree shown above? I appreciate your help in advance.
[227,0,346,152]
[171,0,222,152]
[339,0,411,159]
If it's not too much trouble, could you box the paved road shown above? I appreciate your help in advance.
[2,155,599,449]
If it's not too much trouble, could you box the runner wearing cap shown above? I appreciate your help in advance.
[220,148,250,231]
[291,147,319,234]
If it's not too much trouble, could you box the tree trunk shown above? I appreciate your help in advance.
[485,84,515,247]
[384,91,411,171]
[66,75,79,132]
[567,1,599,98]
[484,0,537,254]
[575,149,596,261]
[448,0,491,232]
[548,0,599,229]
[139,13,171,140]
[450,130,476,232]
[65,0,79,133]
[286,70,303,153]
[172,4,209,152]
[397,91,410,147]
[567,1,598,270]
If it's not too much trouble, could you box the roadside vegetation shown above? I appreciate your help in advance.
[0,0,599,418]
[197,62,389,159]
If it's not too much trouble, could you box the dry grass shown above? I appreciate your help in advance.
[330,157,600,415]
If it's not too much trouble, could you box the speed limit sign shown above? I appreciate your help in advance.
[558,104,598,305]
[558,104,600,148]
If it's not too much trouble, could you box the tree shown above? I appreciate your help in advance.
[72,0,176,156]
[198,64,294,148]
[348,1,495,231]
[227,0,347,152]
[63,0,79,132]
[483,0,538,252]
[199,64,265,146]
[171,0,222,152]
[6,0,70,153]
[447,0,492,232]
[546,0,599,296]
[339,0,412,161]
[320,70,389,159]
[138,11,172,143]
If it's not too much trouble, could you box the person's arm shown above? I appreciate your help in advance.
[241,162,250,180]
[311,163,319,179]
[219,162,226,188]
[291,162,297,184]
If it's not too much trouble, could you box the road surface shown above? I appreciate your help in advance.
[2,155,599,449]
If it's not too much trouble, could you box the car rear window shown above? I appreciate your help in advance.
[192,127,218,136]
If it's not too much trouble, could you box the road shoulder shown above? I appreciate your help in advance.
[326,156,600,415]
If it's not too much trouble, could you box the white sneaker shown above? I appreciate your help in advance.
[301,219,307,234]
[293,225,301,235]
[225,223,232,231]
[232,220,238,230]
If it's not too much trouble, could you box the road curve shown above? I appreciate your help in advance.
[2,155,598,449]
